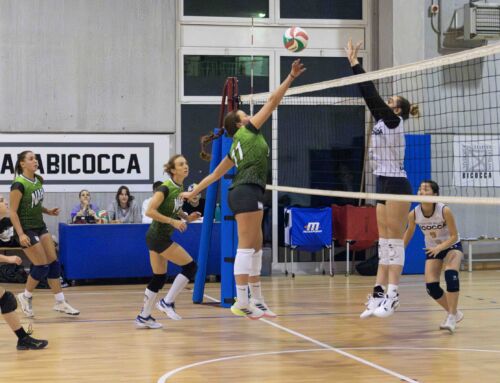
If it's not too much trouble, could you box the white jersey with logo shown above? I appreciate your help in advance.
[369,117,407,177]
[414,203,460,248]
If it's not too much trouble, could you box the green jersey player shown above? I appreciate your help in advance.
[135,154,202,329]
[9,151,79,318]
[182,59,306,319]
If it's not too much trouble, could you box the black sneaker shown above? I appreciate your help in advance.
[17,335,48,350]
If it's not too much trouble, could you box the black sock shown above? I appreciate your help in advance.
[14,327,28,340]
[373,285,384,297]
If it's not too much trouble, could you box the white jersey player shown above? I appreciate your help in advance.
[404,180,464,333]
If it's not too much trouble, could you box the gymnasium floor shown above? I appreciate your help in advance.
[1,271,499,382]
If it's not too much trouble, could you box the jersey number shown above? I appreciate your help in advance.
[231,141,243,167]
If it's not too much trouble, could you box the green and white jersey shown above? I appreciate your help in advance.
[228,122,269,190]
[11,175,45,230]
[146,178,184,240]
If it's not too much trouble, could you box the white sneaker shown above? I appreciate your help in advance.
[17,293,34,318]
[373,294,400,318]
[360,294,384,319]
[53,300,80,315]
[441,314,457,333]
[230,301,264,320]
[135,315,163,329]
[156,299,182,320]
[251,298,277,318]
[440,310,464,330]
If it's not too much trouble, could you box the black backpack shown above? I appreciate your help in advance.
[355,254,379,276]
[0,264,28,283]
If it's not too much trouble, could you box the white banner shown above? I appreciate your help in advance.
[0,134,172,192]
[453,135,500,187]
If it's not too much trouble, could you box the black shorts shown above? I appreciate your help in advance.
[228,184,265,215]
[16,226,49,248]
[426,242,463,260]
[375,176,413,205]
[145,232,173,254]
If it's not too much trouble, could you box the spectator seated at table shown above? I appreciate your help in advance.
[107,185,142,224]
[70,189,99,224]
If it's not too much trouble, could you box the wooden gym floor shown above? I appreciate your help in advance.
[1,270,499,382]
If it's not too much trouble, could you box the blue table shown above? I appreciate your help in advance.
[58,223,220,281]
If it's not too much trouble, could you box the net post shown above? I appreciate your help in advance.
[192,128,222,304]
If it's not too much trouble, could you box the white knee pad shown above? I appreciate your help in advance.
[233,248,255,275]
[250,249,262,277]
[388,239,405,266]
[378,238,390,265]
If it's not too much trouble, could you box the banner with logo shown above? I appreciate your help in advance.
[0,134,172,192]
[453,135,500,187]
[284,207,332,251]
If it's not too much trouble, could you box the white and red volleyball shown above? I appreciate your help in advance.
[283,27,309,53]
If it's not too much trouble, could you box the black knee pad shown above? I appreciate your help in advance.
[30,264,50,281]
[445,269,460,292]
[0,291,18,314]
[147,273,166,293]
[47,260,61,279]
[181,261,197,281]
[426,282,444,300]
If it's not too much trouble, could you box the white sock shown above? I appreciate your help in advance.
[249,282,262,301]
[24,289,33,299]
[387,284,399,298]
[140,289,157,317]
[236,284,249,307]
[164,274,189,304]
[54,292,65,302]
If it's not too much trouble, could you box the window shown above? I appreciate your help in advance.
[280,56,362,97]
[184,0,269,18]
[280,0,362,20]
[184,55,270,96]
[277,104,365,199]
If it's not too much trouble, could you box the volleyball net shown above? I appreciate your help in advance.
[240,43,500,207]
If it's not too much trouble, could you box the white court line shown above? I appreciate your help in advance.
[157,345,500,382]
[157,294,419,383]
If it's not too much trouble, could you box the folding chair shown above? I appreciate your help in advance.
[331,205,378,276]
[284,207,334,278]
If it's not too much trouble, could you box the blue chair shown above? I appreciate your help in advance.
[284,207,334,278]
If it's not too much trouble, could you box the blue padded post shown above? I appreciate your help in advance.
[192,129,222,304]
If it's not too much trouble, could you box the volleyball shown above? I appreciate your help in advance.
[283,26,309,52]
[96,210,110,223]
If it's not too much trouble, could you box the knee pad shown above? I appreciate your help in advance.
[147,273,166,293]
[47,260,61,279]
[0,291,17,314]
[445,269,460,292]
[30,264,49,281]
[233,248,254,275]
[426,282,444,300]
[250,249,262,277]
[388,239,405,266]
[378,240,390,265]
[181,261,198,281]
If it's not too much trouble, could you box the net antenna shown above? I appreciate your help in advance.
[250,16,255,116]
[192,77,239,307]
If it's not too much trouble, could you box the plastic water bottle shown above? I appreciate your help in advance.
[215,203,221,222]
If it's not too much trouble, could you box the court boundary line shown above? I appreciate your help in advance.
[156,346,500,382]
[157,294,419,383]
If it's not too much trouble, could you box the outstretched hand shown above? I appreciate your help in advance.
[345,39,363,66]
[290,59,306,79]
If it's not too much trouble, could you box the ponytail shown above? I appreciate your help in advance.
[14,151,44,183]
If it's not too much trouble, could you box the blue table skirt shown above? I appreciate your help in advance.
[59,223,220,280]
